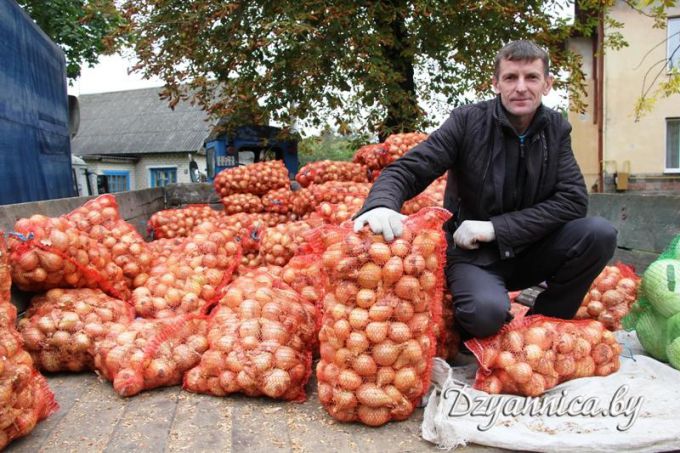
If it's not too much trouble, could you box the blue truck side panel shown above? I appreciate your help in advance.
[0,0,75,205]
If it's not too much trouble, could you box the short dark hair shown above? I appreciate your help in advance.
[494,40,550,78]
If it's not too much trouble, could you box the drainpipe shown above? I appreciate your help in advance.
[596,11,605,193]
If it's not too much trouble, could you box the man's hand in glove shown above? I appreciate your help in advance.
[453,220,495,250]
[353,207,407,242]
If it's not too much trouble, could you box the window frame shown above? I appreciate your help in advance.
[666,117,680,173]
[102,170,130,193]
[148,166,178,188]
[668,16,680,71]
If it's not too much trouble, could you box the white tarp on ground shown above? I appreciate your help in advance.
[422,332,680,452]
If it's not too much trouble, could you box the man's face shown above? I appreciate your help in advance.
[492,58,553,123]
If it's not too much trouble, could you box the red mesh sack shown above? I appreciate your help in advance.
[147,204,220,239]
[353,144,386,170]
[213,160,289,197]
[281,255,326,308]
[296,161,369,188]
[68,195,153,291]
[466,315,622,397]
[290,188,316,216]
[0,328,58,449]
[313,208,450,426]
[258,219,323,267]
[574,262,640,330]
[380,132,428,166]
[434,291,461,362]
[401,193,439,216]
[93,315,209,397]
[1,233,17,328]
[183,270,317,401]
[309,181,371,204]
[421,175,447,207]
[18,288,134,373]
[132,222,241,319]
[221,193,264,215]
[9,214,130,300]
[316,196,366,225]
[262,187,294,214]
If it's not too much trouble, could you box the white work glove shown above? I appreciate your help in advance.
[353,207,407,242]
[453,220,496,250]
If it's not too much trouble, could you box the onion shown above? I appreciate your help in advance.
[556,333,575,354]
[262,369,291,398]
[365,322,388,343]
[372,341,400,366]
[587,301,605,317]
[334,348,352,367]
[601,289,625,307]
[506,362,532,384]
[394,367,418,392]
[501,331,524,353]
[382,257,403,285]
[388,322,412,343]
[494,350,517,368]
[519,373,546,397]
[318,381,333,404]
[352,354,377,377]
[357,263,381,289]
[348,308,369,330]
[394,276,420,301]
[592,343,614,365]
[356,383,392,408]
[357,405,391,427]
[369,243,391,265]
[524,326,552,350]
[346,332,369,354]
[338,369,363,390]
[394,300,415,322]
[555,355,576,377]
[368,303,393,322]
[355,289,376,308]
[390,239,410,258]
[478,375,503,394]
[403,254,426,276]
[377,367,396,386]
[333,389,358,410]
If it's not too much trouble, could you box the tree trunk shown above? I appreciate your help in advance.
[376,5,421,141]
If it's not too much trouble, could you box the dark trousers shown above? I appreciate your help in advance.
[445,217,617,339]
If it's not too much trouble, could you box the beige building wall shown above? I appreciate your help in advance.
[135,153,207,189]
[87,162,137,191]
[568,37,600,192]
[604,3,680,175]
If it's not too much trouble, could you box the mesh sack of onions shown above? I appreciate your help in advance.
[313,208,449,426]
[132,222,241,319]
[421,175,447,207]
[295,161,369,188]
[574,262,640,330]
[262,187,294,214]
[380,132,428,166]
[353,144,386,171]
[281,255,326,308]
[290,188,316,217]
[466,315,622,397]
[9,214,130,300]
[183,270,317,401]
[315,196,367,226]
[401,193,439,216]
[1,233,17,328]
[258,219,323,267]
[221,193,264,215]
[146,237,185,263]
[308,182,371,204]
[67,195,153,291]
[214,160,290,198]
[147,204,220,239]
[17,288,134,373]
[93,315,209,397]
[0,328,58,450]
[434,291,461,362]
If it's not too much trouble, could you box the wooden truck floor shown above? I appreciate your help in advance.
[6,373,503,453]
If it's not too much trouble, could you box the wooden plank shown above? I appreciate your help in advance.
[166,392,233,453]
[164,183,221,208]
[30,375,127,452]
[230,395,291,452]
[104,386,181,453]
[5,373,96,452]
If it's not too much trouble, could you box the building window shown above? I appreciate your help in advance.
[102,170,130,193]
[669,17,680,70]
[149,167,177,187]
[668,119,680,172]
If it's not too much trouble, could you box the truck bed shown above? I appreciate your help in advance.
[6,373,501,453]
